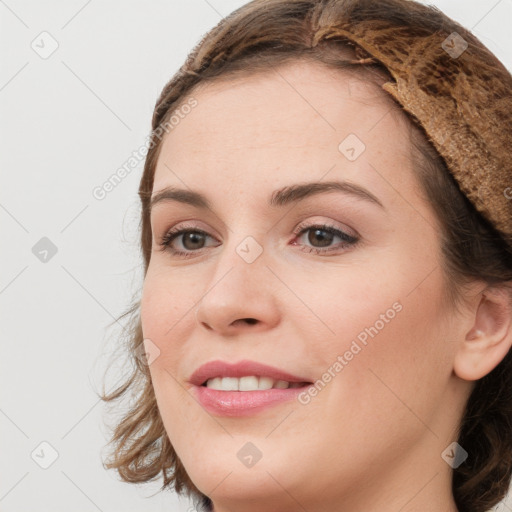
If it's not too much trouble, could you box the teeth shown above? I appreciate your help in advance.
[206,377,223,389]
[258,376,273,390]
[205,376,294,391]
[222,377,239,391]
[239,376,258,391]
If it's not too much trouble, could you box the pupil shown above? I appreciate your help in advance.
[309,228,333,247]
[184,232,204,250]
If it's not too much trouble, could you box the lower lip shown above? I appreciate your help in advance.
[193,384,311,417]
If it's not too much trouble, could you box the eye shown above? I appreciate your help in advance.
[157,221,359,259]
[158,224,219,259]
[291,222,359,255]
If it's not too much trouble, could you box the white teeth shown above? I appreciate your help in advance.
[207,377,222,389]
[239,376,259,391]
[258,376,274,390]
[205,376,294,391]
[221,377,239,391]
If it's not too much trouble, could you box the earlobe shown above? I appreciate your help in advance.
[453,287,512,381]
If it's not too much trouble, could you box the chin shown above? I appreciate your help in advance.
[178,438,302,503]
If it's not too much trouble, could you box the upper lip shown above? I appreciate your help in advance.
[189,359,312,386]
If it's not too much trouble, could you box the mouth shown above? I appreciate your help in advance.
[189,360,314,416]
[200,376,311,391]
[189,359,312,388]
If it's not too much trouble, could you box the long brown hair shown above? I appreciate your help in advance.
[99,1,512,511]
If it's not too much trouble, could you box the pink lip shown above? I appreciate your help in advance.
[189,359,309,386]
[189,359,312,417]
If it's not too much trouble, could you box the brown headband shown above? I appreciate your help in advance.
[312,20,512,247]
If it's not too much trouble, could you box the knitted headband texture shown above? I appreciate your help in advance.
[312,18,512,247]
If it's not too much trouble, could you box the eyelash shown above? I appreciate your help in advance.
[158,222,359,259]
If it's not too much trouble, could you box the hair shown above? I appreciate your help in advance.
[99,1,512,511]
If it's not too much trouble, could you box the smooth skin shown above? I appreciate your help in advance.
[140,60,512,512]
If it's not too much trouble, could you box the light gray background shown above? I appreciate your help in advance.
[1,1,511,511]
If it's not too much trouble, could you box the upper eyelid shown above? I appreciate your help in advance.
[159,218,352,235]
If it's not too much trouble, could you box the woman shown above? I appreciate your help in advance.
[100,1,512,511]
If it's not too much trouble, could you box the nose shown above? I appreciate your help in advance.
[193,244,281,336]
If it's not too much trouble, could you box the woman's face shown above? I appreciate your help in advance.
[140,60,471,511]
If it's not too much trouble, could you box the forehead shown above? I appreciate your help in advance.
[152,60,410,194]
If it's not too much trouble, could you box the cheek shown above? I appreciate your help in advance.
[292,266,404,367]
[139,276,195,442]
[139,268,204,390]
[315,269,452,441]
[140,267,197,341]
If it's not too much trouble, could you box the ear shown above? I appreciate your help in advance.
[453,286,512,381]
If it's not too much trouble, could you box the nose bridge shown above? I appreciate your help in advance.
[205,229,267,302]
[214,203,270,274]
[194,225,280,332]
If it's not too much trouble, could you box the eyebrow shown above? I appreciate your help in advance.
[149,180,384,213]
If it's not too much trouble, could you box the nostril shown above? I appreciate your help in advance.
[230,318,258,327]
